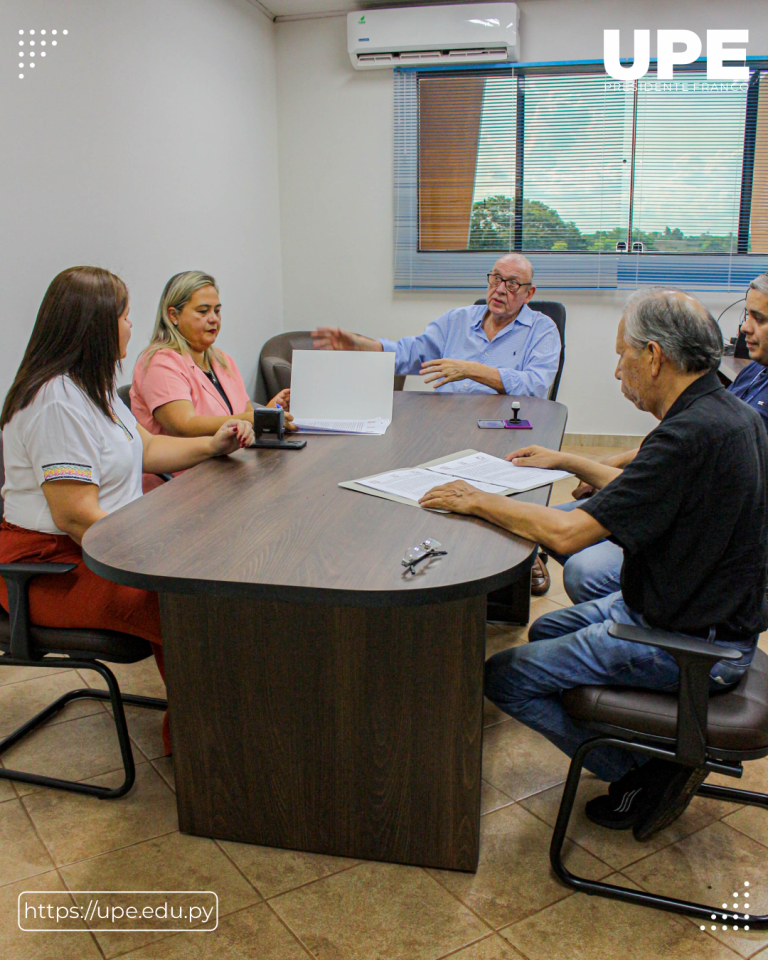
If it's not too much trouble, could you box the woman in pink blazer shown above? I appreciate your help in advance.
[131,271,290,438]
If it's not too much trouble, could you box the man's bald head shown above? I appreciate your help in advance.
[494,254,534,283]
[485,255,536,325]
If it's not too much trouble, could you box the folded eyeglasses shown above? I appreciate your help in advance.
[401,538,447,576]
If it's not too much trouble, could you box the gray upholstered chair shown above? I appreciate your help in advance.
[256,331,405,403]
[474,298,566,401]
[550,621,768,925]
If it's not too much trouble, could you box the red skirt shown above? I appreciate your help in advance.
[0,521,171,755]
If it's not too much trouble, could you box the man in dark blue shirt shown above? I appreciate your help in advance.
[729,273,768,430]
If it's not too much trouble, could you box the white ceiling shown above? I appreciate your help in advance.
[257,0,518,23]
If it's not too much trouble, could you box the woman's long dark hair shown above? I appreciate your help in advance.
[1,266,128,428]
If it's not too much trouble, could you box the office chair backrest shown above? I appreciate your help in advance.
[256,331,406,402]
[473,298,567,401]
[257,331,314,402]
[117,384,132,411]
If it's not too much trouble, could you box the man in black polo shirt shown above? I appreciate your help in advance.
[419,288,768,839]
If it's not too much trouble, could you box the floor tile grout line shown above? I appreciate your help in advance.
[264,898,320,959]
[715,816,768,855]
[213,837,267,901]
[610,869,751,959]
[88,922,186,959]
[56,856,255,959]
[91,884,273,959]
[513,801,618,878]
[482,776,516,802]
[482,777,567,807]
[421,861,528,935]
[0,667,69,688]
[32,826,182,877]
[433,932,498,960]
[513,776,739,875]
[149,757,176,793]
[262,858,362,903]
[52,861,110,960]
[14,785,57,874]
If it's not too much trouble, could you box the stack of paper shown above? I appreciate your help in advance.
[357,468,507,501]
[346,451,572,505]
[293,418,390,436]
[427,452,572,491]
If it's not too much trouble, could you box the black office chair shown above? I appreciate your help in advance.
[116,384,173,485]
[0,436,168,799]
[117,384,132,409]
[550,621,768,926]
[255,331,406,404]
[474,299,566,401]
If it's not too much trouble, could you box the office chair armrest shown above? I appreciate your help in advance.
[0,562,77,661]
[0,562,78,578]
[608,622,742,766]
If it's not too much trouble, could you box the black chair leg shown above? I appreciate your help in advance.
[550,735,768,928]
[0,656,167,800]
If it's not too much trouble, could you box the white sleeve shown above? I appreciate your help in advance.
[25,397,103,487]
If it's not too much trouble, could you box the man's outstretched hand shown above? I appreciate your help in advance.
[311,327,383,352]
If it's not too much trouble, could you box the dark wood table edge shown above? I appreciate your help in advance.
[83,548,537,608]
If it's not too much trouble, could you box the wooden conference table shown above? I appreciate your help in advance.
[83,392,567,871]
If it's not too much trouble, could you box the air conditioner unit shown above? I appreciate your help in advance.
[347,3,519,71]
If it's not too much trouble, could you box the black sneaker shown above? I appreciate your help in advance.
[584,765,649,830]
[632,761,708,841]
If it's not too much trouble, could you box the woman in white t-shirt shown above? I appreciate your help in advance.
[0,266,254,756]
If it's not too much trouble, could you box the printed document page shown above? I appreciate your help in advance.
[294,418,390,435]
[290,351,396,425]
[427,451,571,491]
[356,468,507,502]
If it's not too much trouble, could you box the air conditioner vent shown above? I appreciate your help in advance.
[348,4,518,70]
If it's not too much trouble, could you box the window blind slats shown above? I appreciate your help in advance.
[750,73,768,253]
[394,65,768,290]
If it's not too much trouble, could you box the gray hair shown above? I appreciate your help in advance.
[749,273,768,297]
[141,270,228,369]
[622,287,723,373]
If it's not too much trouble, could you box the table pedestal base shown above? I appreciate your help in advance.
[160,593,485,871]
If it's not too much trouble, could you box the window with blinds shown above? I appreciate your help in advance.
[394,64,768,290]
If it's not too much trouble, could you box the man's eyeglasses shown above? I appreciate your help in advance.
[401,539,447,576]
[487,273,531,294]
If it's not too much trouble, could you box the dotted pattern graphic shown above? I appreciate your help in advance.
[699,881,751,932]
[17,28,68,79]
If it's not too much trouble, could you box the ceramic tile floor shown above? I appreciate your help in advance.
[2,450,768,959]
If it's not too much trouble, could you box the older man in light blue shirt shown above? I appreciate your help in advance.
[312,255,560,397]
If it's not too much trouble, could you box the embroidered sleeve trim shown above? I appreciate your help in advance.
[42,462,95,483]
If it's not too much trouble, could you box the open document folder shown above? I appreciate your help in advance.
[290,350,395,435]
[340,450,572,508]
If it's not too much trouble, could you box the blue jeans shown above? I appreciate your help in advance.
[484,592,751,782]
[548,500,623,603]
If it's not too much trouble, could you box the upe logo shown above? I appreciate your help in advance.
[604,30,749,81]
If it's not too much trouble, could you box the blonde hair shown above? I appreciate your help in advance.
[141,271,228,369]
